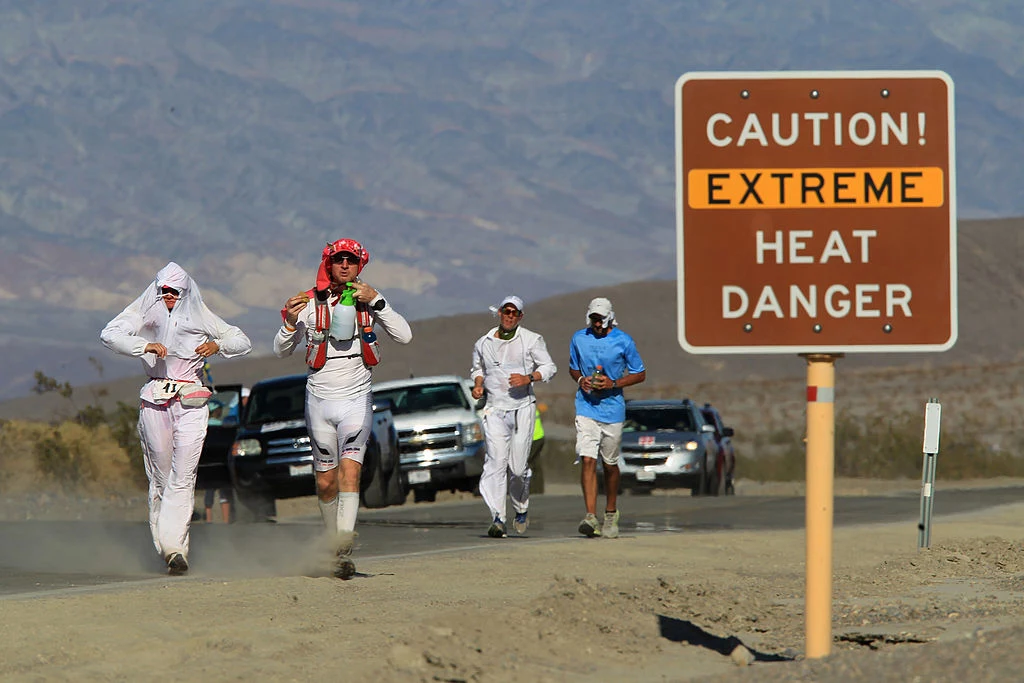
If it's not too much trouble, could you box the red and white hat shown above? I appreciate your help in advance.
[315,238,370,290]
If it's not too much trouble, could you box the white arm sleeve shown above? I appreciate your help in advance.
[203,306,253,358]
[470,337,485,381]
[274,322,305,358]
[99,297,149,357]
[530,334,558,382]
[369,296,413,345]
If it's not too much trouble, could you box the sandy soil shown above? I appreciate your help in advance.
[3,481,1024,682]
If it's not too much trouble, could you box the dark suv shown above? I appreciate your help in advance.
[227,374,404,521]
[617,398,721,496]
[700,403,736,495]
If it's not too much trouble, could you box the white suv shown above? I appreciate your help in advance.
[371,375,486,503]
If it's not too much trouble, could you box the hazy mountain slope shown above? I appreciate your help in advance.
[0,0,1022,400]
[4,216,1024,421]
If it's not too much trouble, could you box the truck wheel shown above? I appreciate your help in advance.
[710,457,725,497]
[384,460,408,506]
[413,488,437,503]
[691,456,710,497]
[360,446,388,509]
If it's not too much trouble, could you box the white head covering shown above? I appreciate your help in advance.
[488,295,524,316]
[134,262,211,359]
[586,297,616,329]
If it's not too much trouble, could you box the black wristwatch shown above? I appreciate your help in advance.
[371,298,386,312]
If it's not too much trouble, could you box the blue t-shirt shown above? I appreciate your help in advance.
[569,327,645,423]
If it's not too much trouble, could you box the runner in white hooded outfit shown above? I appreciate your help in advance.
[100,262,252,575]
[471,295,557,537]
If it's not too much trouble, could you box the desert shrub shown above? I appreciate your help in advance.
[0,420,142,495]
[736,408,1024,482]
[1,369,147,495]
[34,428,87,491]
[106,401,147,488]
[73,404,108,429]
[0,421,42,492]
[736,446,805,482]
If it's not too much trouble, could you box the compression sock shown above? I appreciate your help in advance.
[318,496,339,537]
[338,491,360,533]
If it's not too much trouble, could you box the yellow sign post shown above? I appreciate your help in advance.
[803,353,839,657]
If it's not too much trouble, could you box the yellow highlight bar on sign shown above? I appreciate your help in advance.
[688,167,944,209]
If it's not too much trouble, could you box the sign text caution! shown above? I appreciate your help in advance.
[675,70,957,354]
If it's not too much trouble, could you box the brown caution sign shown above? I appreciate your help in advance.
[675,71,956,354]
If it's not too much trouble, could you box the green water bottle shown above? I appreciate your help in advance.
[590,365,604,394]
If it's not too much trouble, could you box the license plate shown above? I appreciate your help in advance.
[636,470,656,482]
[408,470,431,484]
[289,464,313,477]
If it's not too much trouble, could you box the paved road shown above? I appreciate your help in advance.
[2,486,1021,597]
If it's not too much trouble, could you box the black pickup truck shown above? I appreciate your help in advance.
[201,374,405,522]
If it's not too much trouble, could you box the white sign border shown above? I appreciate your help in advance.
[675,69,958,355]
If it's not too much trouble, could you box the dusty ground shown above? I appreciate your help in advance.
[3,481,1024,682]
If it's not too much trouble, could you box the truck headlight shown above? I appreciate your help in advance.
[231,439,262,457]
[681,440,699,451]
[463,421,484,445]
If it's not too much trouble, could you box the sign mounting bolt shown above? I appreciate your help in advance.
[881,88,890,98]
[743,323,753,332]
[883,323,893,333]
[740,89,750,99]
[812,324,823,333]
[810,89,820,99]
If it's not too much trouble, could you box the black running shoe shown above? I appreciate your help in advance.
[487,517,507,538]
[334,550,356,580]
[166,552,189,576]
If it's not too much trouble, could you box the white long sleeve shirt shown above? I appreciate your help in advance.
[101,286,252,403]
[274,292,412,400]
[470,325,557,411]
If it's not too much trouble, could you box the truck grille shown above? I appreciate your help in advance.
[624,456,669,466]
[621,444,674,453]
[266,435,312,456]
[397,425,461,456]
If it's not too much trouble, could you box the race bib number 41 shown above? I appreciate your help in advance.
[152,381,184,401]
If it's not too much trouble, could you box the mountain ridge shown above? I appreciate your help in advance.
[5,215,1024,421]
[1,1,1022,399]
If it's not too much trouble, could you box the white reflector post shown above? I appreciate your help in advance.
[923,400,941,454]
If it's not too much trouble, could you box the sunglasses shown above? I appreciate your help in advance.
[500,308,521,316]
[330,252,360,265]
[161,286,180,297]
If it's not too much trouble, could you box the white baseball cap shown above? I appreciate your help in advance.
[586,297,616,328]
[498,295,524,313]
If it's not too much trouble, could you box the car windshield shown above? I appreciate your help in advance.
[374,383,470,416]
[207,390,241,427]
[244,380,307,425]
[623,407,697,433]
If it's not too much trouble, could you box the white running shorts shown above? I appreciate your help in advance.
[305,392,373,471]
[574,415,623,466]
